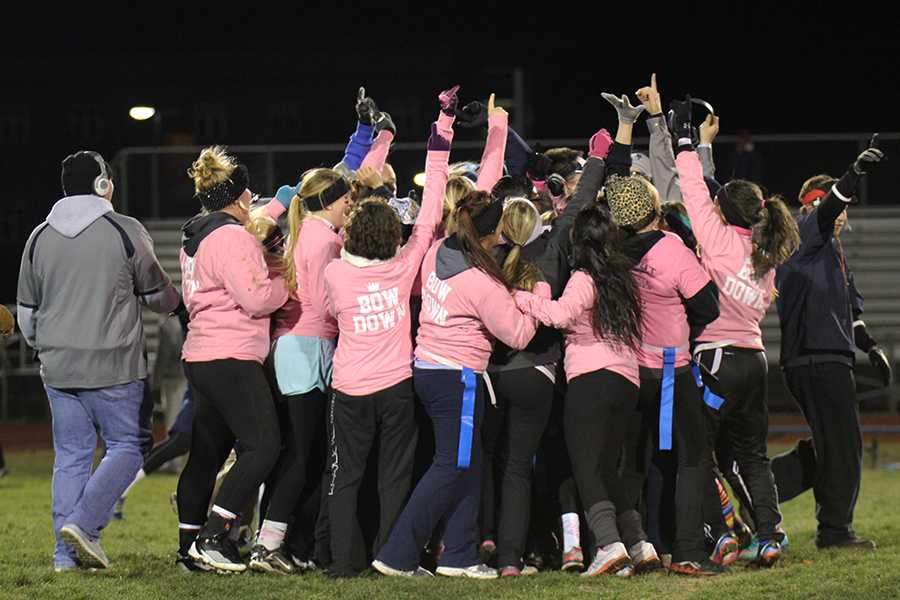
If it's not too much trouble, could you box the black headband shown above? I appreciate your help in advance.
[553,159,584,181]
[304,177,350,212]
[196,164,250,212]
[472,199,504,236]
[716,186,752,230]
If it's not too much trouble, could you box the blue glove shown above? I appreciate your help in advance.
[275,184,300,209]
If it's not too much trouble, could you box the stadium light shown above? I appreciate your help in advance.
[129,106,157,121]
[413,172,426,187]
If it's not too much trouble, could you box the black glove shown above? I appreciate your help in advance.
[172,300,189,335]
[374,110,396,136]
[356,86,378,125]
[869,347,893,387]
[669,94,693,142]
[526,152,552,182]
[455,101,488,128]
[852,139,885,175]
[547,173,566,198]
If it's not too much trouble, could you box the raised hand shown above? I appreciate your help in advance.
[669,94,693,140]
[588,128,613,159]
[374,110,396,136]
[487,93,507,118]
[455,101,488,128]
[699,114,720,145]
[635,73,663,116]
[438,84,461,116]
[356,165,384,189]
[356,86,378,125]
[853,145,885,174]
[601,93,645,124]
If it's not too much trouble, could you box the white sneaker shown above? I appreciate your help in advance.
[581,542,629,577]
[60,524,109,569]
[436,563,499,579]
[372,559,434,577]
[628,540,662,573]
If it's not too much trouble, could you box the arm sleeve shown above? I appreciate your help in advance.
[816,168,859,235]
[16,305,36,347]
[505,127,532,177]
[476,280,550,350]
[513,272,594,329]
[684,280,720,331]
[132,224,180,313]
[476,112,509,191]
[675,151,735,257]
[220,232,290,317]
[265,200,287,221]
[698,144,716,179]
[338,121,375,172]
[307,238,343,320]
[647,115,683,203]
[606,141,632,178]
[360,130,394,172]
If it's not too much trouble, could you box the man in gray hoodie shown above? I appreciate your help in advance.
[16,151,180,571]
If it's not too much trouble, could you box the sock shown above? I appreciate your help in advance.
[121,469,146,499]
[562,513,581,553]
[228,516,244,542]
[717,479,736,530]
[257,520,289,551]
[179,524,202,554]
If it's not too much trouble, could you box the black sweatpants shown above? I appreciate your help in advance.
[177,359,281,526]
[566,369,645,549]
[626,369,711,563]
[327,379,418,576]
[696,347,781,541]
[261,388,327,523]
[482,367,554,568]
[771,361,861,545]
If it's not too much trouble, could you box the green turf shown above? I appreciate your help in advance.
[1,446,899,600]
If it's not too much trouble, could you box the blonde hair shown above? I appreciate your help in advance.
[500,199,540,291]
[282,168,345,292]
[187,146,236,194]
[444,176,476,233]
[246,207,284,274]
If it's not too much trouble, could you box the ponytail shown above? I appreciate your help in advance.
[499,198,541,292]
[452,191,509,289]
[282,195,306,293]
[750,195,800,279]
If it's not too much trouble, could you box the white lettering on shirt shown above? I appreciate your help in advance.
[721,258,765,310]
[352,285,405,333]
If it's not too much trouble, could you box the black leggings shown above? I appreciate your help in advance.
[261,388,327,523]
[144,432,192,474]
[566,369,644,549]
[177,359,281,526]
[626,369,711,563]
[697,347,781,541]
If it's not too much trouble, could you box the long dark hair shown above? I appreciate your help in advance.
[452,191,509,289]
[570,204,643,351]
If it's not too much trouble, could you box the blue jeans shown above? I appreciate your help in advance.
[46,381,147,567]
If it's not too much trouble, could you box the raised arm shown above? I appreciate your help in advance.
[675,150,735,257]
[635,74,682,203]
[697,112,719,179]
[476,94,508,192]
[601,91,643,178]
[336,87,378,172]
[513,271,594,330]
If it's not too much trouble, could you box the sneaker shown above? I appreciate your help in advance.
[614,563,635,578]
[561,546,584,572]
[60,524,109,569]
[372,559,434,577]
[436,563,499,579]
[189,533,246,573]
[292,556,317,571]
[755,540,782,567]
[816,536,876,551]
[249,545,295,575]
[112,497,125,520]
[669,560,723,577]
[738,537,760,562]
[53,561,79,573]
[710,533,739,567]
[629,541,662,574]
[499,566,521,577]
[176,552,213,574]
[581,542,630,577]
[479,539,497,564]
[521,565,539,576]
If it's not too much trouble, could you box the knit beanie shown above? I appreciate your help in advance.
[196,164,249,212]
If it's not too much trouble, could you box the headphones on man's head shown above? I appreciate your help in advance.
[84,151,112,197]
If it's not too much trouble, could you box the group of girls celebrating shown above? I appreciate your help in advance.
[171,75,803,581]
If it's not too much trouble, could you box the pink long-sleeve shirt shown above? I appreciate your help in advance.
[273,217,342,340]
[361,130,394,172]
[476,112,508,192]
[414,243,548,371]
[676,151,773,351]
[514,270,639,386]
[324,118,452,396]
[181,224,288,364]
[633,231,712,369]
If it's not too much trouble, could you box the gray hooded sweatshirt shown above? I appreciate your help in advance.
[16,195,179,388]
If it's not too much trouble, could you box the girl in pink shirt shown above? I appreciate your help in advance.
[375,178,547,579]
[675,121,799,566]
[176,146,289,573]
[322,91,456,578]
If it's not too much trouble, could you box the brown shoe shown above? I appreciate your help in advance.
[816,536,876,551]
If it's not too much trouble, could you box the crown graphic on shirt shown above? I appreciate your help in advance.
[367,282,380,292]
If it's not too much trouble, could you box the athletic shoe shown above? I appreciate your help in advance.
[249,545,295,575]
[176,551,213,574]
[479,539,497,564]
[521,565,539,576]
[561,546,584,572]
[371,559,433,577]
[112,497,126,521]
[189,533,246,573]
[710,532,739,567]
[738,537,760,562]
[53,561,79,573]
[499,565,539,577]
[614,563,635,578]
[669,560,723,577]
[755,540,782,567]
[59,524,109,569]
[816,536,876,551]
[629,541,662,574]
[292,556,317,572]
[436,564,499,579]
[581,542,630,577]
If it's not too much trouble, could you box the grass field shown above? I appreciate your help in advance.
[1,447,899,600]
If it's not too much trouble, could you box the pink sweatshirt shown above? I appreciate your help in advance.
[414,241,548,371]
[181,224,289,364]
[476,112,508,192]
[361,130,394,172]
[676,151,773,350]
[273,217,342,339]
[514,271,639,386]
[633,231,712,368]
[325,123,451,396]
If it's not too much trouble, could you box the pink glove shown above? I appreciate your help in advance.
[589,128,613,159]
[438,84,460,116]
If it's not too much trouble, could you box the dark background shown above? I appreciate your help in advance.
[3,5,899,303]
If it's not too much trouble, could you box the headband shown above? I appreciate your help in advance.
[801,189,828,206]
[472,199,504,236]
[716,186,755,230]
[196,164,249,212]
[304,177,350,212]
[502,197,544,246]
